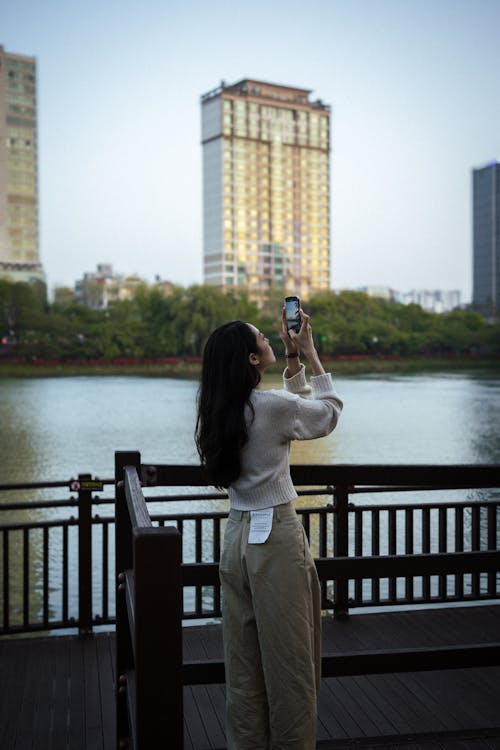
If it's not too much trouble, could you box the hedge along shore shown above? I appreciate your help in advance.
[0,355,499,378]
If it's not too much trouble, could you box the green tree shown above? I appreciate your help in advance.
[174,285,258,355]
[1,277,498,361]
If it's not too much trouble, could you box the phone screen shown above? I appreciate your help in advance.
[285,296,301,333]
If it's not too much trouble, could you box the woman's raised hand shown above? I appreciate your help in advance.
[289,309,316,356]
[279,307,325,376]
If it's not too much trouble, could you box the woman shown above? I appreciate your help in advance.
[195,308,343,750]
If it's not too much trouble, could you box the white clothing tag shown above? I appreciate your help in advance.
[248,508,274,544]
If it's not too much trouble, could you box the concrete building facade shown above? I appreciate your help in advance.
[201,79,330,301]
[0,45,44,285]
[472,160,500,314]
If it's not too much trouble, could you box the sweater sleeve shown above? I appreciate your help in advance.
[284,368,343,441]
[282,364,312,397]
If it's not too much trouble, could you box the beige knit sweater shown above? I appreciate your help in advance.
[228,365,343,510]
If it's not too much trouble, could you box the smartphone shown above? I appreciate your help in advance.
[285,295,301,333]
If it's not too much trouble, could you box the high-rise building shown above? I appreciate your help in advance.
[0,45,44,285]
[472,160,500,313]
[201,79,330,301]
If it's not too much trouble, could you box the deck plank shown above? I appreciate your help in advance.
[0,605,499,749]
[348,674,410,735]
[317,679,366,738]
[183,685,210,748]
[16,639,44,749]
[96,634,116,750]
[408,668,499,730]
[68,635,86,750]
[50,636,70,750]
[33,636,58,748]
[83,637,105,750]
[190,685,226,748]
[366,672,451,734]
[0,639,17,747]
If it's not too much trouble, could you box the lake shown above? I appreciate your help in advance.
[1,370,500,485]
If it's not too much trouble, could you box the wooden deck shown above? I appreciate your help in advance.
[1,605,500,750]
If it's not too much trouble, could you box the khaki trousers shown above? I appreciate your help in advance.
[219,502,321,750]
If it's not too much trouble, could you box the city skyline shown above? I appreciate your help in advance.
[2,0,500,302]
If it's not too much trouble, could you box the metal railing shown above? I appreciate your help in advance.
[113,454,500,750]
[1,459,499,635]
[0,475,115,635]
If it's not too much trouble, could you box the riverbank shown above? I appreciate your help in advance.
[1,355,499,378]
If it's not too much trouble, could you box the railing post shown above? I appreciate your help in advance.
[487,503,497,597]
[115,451,141,747]
[334,484,350,618]
[78,473,93,635]
[135,527,183,748]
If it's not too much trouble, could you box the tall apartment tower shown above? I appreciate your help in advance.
[472,160,500,313]
[201,79,330,301]
[0,45,44,285]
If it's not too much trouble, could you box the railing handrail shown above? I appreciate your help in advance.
[0,479,115,491]
[123,465,152,530]
[0,462,497,496]
[1,462,498,511]
[318,549,500,579]
[179,549,500,587]
[140,462,500,489]
[115,451,183,749]
[2,490,500,516]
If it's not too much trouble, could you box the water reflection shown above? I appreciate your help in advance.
[1,527,46,628]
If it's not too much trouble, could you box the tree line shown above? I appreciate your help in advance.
[0,279,498,362]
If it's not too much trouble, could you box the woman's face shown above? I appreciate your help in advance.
[247,324,276,371]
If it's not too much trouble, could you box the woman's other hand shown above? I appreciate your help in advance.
[278,306,299,356]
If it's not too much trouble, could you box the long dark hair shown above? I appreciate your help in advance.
[195,321,261,488]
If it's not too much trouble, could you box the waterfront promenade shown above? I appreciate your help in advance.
[1,605,500,749]
[1,456,499,748]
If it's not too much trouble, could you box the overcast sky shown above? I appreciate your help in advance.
[3,0,500,301]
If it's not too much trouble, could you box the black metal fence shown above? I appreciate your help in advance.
[1,460,499,635]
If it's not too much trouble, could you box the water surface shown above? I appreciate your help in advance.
[1,371,499,484]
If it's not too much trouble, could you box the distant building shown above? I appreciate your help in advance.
[73,265,172,309]
[472,160,500,314]
[0,45,45,285]
[75,264,121,309]
[201,79,331,301]
[359,285,394,301]
[359,286,461,313]
[119,274,146,301]
[396,289,462,313]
